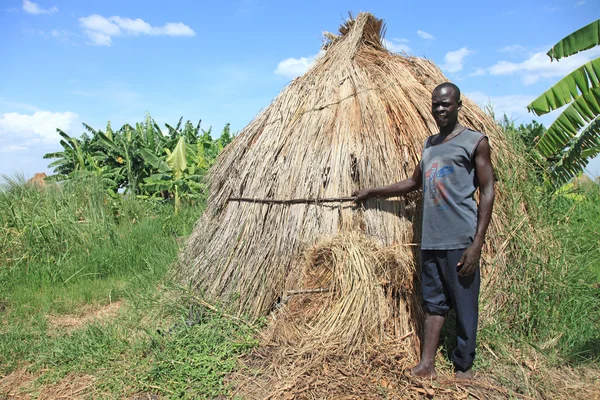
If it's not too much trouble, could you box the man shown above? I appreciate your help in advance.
[353,82,495,379]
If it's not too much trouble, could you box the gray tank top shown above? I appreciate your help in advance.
[420,129,487,250]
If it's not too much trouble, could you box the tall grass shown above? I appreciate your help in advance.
[0,175,196,315]
[551,182,600,280]
[480,130,600,364]
[0,176,258,398]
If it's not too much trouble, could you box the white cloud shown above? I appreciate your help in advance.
[465,91,565,126]
[487,47,600,84]
[417,30,435,40]
[441,47,474,73]
[1,145,27,153]
[274,51,325,79]
[50,29,67,38]
[25,28,76,43]
[469,68,486,77]
[108,16,152,35]
[22,0,57,15]
[79,14,195,46]
[0,111,79,149]
[157,22,195,36]
[466,91,534,118]
[499,44,526,53]
[80,14,120,35]
[86,30,112,46]
[383,38,411,54]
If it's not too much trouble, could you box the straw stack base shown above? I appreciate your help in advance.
[231,232,427,398]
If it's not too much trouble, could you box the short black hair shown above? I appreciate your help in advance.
[433,82,461,102]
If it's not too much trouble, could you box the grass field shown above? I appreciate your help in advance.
[0,169,598,398]
[0,177,258,399]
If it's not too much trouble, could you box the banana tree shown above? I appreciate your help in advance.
[139,137,205,213]
[527,19,600,187]
[43,129,89,177]
[95,122,159,195]
[44,115,232,202]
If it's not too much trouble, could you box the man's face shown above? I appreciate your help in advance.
[431,87,462,128]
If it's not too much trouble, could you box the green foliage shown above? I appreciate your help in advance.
[481,127,600,363]
[553,179,600,282]
[0,177,256,398]
[43,115,234,203]
[143,314,257,398]
[527,59,600,115]
[496,115,549,184]
[527,19,600,187]
[547,19,600,61]
[0,175,191,303]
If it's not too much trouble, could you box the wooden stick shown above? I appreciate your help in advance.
[285,288,330,295]
[228,196,356,205]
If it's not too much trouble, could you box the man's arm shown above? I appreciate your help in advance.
[353,163,422,202]
[457,137,495,276]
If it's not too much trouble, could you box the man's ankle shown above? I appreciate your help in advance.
[454,367,474,379]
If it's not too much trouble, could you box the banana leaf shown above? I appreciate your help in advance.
[535,88,600,157]
[528,58,600,115]
[166,137,187,181]
[547,19,600,61]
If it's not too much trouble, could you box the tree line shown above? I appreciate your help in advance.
[44,115,233,212]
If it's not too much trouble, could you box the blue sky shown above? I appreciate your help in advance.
[1,0,599,179]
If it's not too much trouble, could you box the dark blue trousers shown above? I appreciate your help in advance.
[421,249,480,372]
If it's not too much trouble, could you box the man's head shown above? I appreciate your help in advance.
[431,82,462,129]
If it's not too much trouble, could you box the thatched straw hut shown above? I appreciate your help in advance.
[180,13,511,355]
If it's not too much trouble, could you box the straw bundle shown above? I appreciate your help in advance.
[180,11,513,339]
[264,232,419,350]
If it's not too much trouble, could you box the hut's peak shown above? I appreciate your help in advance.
[322,12,385,51]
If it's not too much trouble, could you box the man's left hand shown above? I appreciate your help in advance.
[457,244,481,276]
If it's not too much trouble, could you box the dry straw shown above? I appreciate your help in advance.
[263,232,418,350]
[179,12,514,360]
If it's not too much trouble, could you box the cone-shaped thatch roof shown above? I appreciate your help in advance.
[180,13,509,320]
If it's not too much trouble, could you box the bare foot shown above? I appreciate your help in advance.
[454,369,474,380]
[410,363,437,379]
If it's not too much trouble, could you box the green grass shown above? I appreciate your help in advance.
[1,154,599,398]
[478,132,600,365]
[0,176,258,399]
[551,183,600,281]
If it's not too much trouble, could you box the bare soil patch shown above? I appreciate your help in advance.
[0,370,94,399]
[0,369,38,399]
[46,300,123,335]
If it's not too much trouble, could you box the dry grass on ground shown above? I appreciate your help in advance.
[0,369,95,400]
[1,301,121,399]
[45,300,123,335]
[232,344,600,399]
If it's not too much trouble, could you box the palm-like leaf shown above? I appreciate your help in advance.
[550,117,600,185]
[139,148,170,173]
[43,151,65,159]
[535,88,600,157]
[527,58,600,115]
[43,114,229,202]
[526,20,600,187]
[82,123,97,136]
[547,19,600,61]
[166,137,187,181]
[582,143,600,158]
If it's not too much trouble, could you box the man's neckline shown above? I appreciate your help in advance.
[429,127,469,146]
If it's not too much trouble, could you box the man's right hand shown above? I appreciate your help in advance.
[352,189,371,203]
